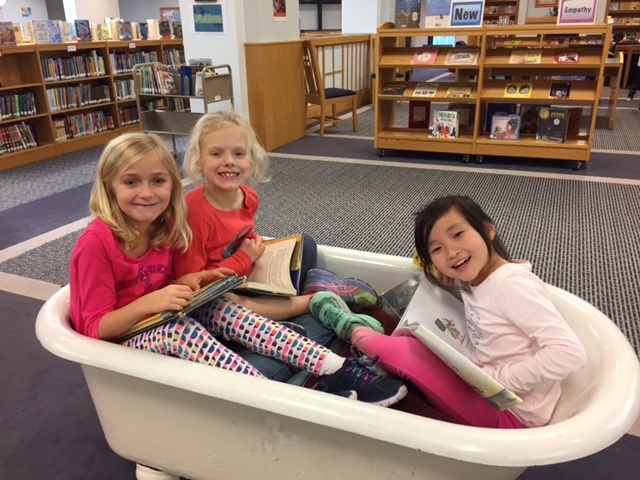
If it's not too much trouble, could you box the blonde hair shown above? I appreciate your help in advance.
[183,110,270,184]
[89,133,191,252]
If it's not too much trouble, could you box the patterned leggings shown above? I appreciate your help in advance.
[123,297,331,378]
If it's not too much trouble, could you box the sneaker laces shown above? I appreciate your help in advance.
[350,346,388,378]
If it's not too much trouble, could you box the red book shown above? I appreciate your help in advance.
[411,47,439,65]
[408,101,431,129]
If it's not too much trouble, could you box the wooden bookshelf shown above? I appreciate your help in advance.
[0,39,183,171]
[483,0,520,25]
[607,1,640,36]
[374,22,613,168]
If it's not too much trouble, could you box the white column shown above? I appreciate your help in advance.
[178,0,300,117]
[342,0,395,34]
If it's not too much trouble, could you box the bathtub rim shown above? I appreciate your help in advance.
[35,246,640,468]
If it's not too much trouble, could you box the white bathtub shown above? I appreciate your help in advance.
[36,246,640,480]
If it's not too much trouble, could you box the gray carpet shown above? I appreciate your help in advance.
[2,156,639,358]
[313,102,640,151]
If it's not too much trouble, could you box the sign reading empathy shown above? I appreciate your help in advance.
[557,0,598,24]
[449,1,484,27]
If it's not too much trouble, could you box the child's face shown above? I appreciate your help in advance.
[198,125,251,193]
[427,208,496,286]
[111,150,173,232]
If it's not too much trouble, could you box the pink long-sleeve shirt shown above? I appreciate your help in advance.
[69,218,173,339]
[462,262,587,427]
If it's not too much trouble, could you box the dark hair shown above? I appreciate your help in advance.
[414,196,511,288]
[613,32,625,43]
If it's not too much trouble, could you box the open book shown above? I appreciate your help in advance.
[115,274,246,342]
[235,234,303,296]
[395,278,523,411]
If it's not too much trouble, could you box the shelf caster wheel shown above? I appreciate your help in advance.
[378,149,385,158]
[475,155,483,164]
[462,154,470,163]
[572,162,581,171]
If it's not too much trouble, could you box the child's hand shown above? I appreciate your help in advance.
[175,268,235,290]
[238,236,265,263]
[143,284,194,313]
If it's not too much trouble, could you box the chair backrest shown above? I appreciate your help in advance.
[302,41,325,103]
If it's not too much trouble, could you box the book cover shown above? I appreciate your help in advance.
[430,110,459,139]
[445,86,472,98]
[31,20,53,44]
[172,20,183,39]
[490,114,521,140]
[509,49,542,64]
[154,66,178,94]
[159,20,173,39]
[61,21,75,43]
[114,274,246,342]
[48,20,62,44]
[549,82,571,99]
[447,104,476,131]
[379,273,423,319]
[0,22,16,46]
[236,234,304,297]
[408,101,431,128]
[12,23,25,44]
[412,82,438,97]
[485,103,518,131]
[395,278,523,411]
[536,107,570,143]
[411,47,439,65]
[567,107,583,136]
[554,51,579,63]
[519,104,550,134]
[100,23,111,40]
[395,0,421,28]
[444,49,480,65]
[119,21,133,40]
[503,83,533,98]
[147,19,160,40]
[74,20,91,42]
[139,22,149,40]
[380,83,407,96]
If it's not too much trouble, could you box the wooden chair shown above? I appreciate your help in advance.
[302,40,358,136]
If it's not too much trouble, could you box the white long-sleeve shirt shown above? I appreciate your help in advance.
[461,262,587,427]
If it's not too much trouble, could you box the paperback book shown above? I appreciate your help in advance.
[380,83,407,96]
[554,51,579,63]
[549,82,571,99]
[508,49,542,64]
[536,107,570,144]
[114,275,246,342]
[485,103,518,132]
[503,83,533,98]
[74,20,92,42]
[411,47,439,65]
[567,107,583,136]
[430,110,459,139]
[0,22,16,46]
[408,101,431,128]
[395,278,523,411]
[490,114,521,140]
[412,82,438,97]
[519,104,550,134]
[445,86,472,98]
[444,49,480,65]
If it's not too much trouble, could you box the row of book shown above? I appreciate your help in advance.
[611,17,640,25]
[41,53,107,82]
[52,111,114,142]
[0,122,38,156]
[485,5,517,14]
[0,93,37,121]
[609,2,640,11]
[381,82,573,100]
[136,65,178,95]
[508,50,580,64]
[109,51,160,75]
[410,47,480,66]
[46,84,112,112]
[0,18,183,47]
[495,35,603,46]
[114,79,136,102]
[119,106,140,126]
[406,102,582,144]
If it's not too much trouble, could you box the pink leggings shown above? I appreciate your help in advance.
[351,329,525,429]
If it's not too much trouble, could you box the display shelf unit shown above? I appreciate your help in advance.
[607,1,640,35]
[0,39,184,171]
[133,62,233,155]
[483,0,520,25]
[374,22,613,168]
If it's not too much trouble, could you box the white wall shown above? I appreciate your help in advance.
[342,0,394,34]
[244,0,299,42]
[0,0,49,27]
[119,0,175,23]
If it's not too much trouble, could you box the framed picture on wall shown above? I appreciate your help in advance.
[160,7,181,22]
[192,3,226,34]
[534,0,558,7]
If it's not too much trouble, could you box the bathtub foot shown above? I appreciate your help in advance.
[136,464,180,480]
